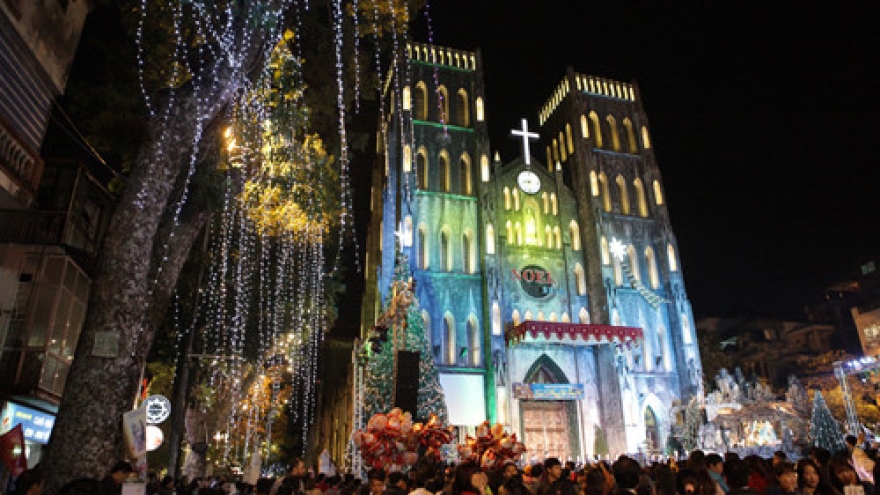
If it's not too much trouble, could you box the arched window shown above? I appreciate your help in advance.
[668,244,678,271]
[418,226,428,269]
[460,154,472,195]
[512,310,521,326]
[580,114,589,138]
[590,171,599,197]
[565,123,574,154]
[613,256,623,286]
[414,82,428,120]
[570,221,581,251]
[642,330,653,371]
[514,222,523,245]
[438,151,450,192]
[542,192,549,214]
[485,224,495,254]
[653,180,664,205]
[402,86,411,111]
[506,221,513,245]
[558,131,567,162]
[455,88,469,127]
[575,263,586,295]
[589,111,603,148]
[550,194,558,215]
[657,325,671,371]
[549,312,558,322]
[616,175,631,215]
[545,146,553,171]
[475,97,485,122]
[578,307,590,324]
[599,173,612,212]
[524,310,533,321]
[463,232,474,273]
[633,178,648,217]
[467,317,480,366]
[503,187,511,210]
[536,311,545,321]
[422,310,431,341]
[606,115,621,151]
[444,314,456,364]
[623,118,638,154]
[403,145,412,173]
[641,125,651,149]
[524,205,538,246]
[554,227,561,249]
[545,225,553,248]
[481,155,490,182]
[601,236,610,265]
[561,312,571,323]
[402,215,413,247]
[646,246,660,289]
[551,138,559,165]
[437,85,449,123]
[627,245,640,282]
[513,189,520,211]
[681,314,693,345]
[417,149,428,189]
[440,229,451,271]
[491,302,501,336]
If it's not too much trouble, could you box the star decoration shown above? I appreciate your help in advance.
[609,237,627,260]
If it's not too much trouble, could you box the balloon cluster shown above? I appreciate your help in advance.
[352,409,453,472]
[457,421,526,468]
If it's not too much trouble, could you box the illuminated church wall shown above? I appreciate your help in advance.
[364,44,702,455]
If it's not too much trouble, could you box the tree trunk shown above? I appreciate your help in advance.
[41,88,221,492]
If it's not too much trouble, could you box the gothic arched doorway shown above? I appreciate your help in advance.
[645,406,660,453]
[519,355,580,461]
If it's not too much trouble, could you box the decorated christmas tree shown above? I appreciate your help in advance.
[809,390,845,453]
[363,249,448,423]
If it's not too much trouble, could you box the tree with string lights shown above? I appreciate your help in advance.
[809,390,846,454]
[363,250,448,423]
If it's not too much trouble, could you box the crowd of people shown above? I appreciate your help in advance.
[5,434,880,495]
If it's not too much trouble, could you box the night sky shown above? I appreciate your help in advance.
[337,3,880,337]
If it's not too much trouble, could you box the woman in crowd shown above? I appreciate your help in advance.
[797,459,834,495]
[452,461,490,495]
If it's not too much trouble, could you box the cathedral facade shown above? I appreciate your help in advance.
[360,42,702,458]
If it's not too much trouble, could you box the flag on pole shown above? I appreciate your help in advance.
[0,424,28,476]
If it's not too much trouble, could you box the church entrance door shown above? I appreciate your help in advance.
[521,401,570,460]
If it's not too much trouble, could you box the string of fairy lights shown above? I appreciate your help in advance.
[133,0,445,471]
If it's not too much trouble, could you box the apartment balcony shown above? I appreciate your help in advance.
[0,120,43,207]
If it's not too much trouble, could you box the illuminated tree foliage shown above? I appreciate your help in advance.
[809,390,846,453]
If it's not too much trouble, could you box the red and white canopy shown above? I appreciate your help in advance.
[506,320,643,346]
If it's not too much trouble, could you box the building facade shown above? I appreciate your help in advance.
[360,42,702,458]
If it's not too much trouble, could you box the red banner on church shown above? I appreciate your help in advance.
[506,321,643,346]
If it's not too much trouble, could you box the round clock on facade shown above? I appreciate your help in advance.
[517,170,541,194]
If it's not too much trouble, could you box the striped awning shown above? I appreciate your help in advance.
[506,320,643,346]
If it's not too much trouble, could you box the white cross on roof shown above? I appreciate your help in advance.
[510,118,539,165]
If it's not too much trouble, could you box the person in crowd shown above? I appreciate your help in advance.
[256,479,276,495]
[653,463,678,495]
[772,455,789,471]
[725,459,760,495]
[847,435,876,485]
[707,454,729,494]
[828,454,874,495]
[500,475,532,495]
[540,458,577,495]
[159,476,176,495]
[366,469,388,495]
[611,456,643,495]
[765,462,798,495]
[451,461,490,495]
[59,478,102,495]
[99,460,135,495]
[387,472,409,495]
[797,459,834,495]
[524,465,543,495]
[744,456,774,495]
[12,468,44,495]
[408,461,437,495]
[272,458,308,495]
